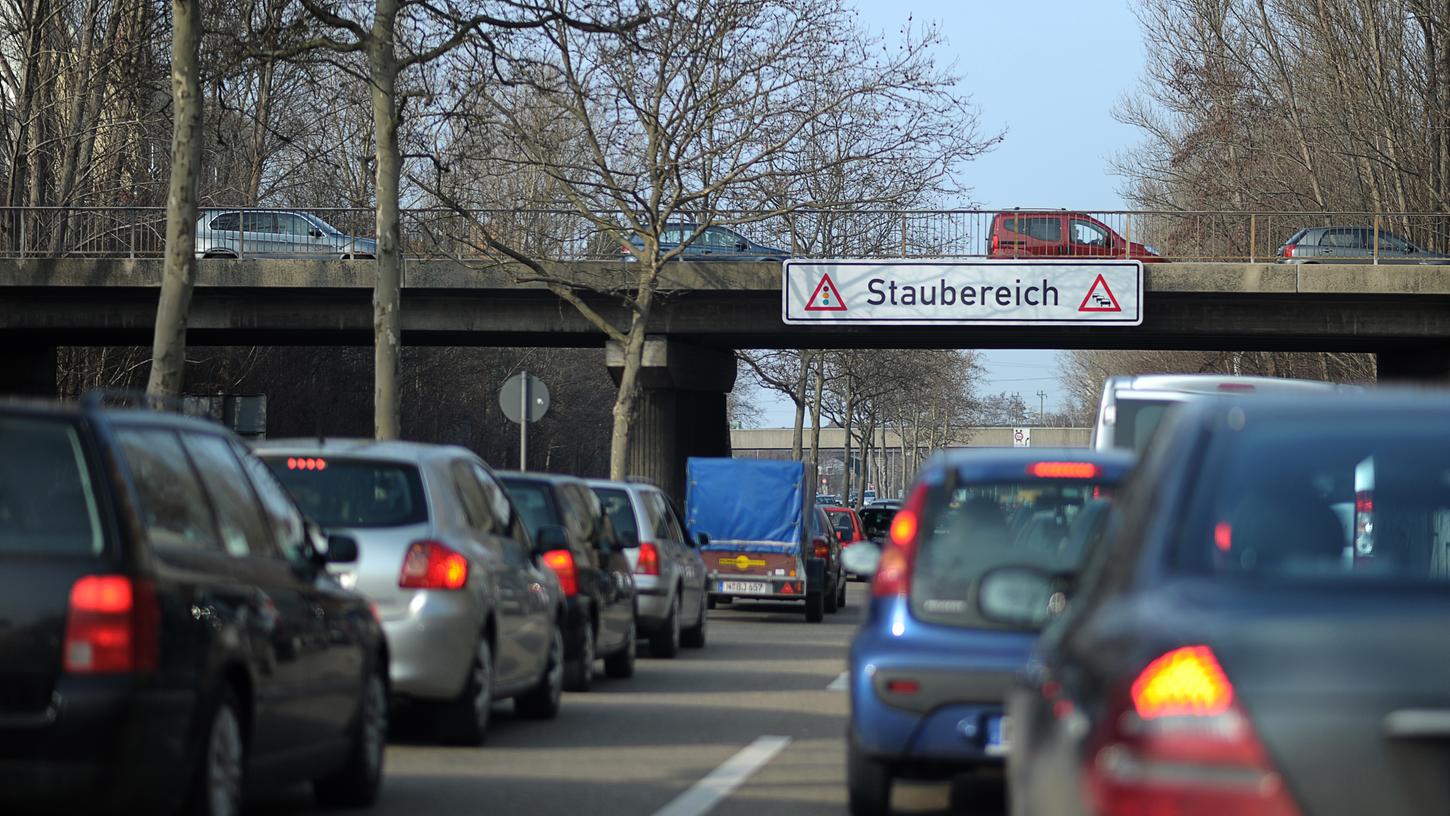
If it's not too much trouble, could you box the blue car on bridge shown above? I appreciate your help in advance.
[845,447,1133,815]
[624,223,789,261]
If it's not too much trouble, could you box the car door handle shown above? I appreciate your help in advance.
[1384,709,1450,738]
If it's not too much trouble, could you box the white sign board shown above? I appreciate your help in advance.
[782,259,1143,326]
[1013,427,1031,448]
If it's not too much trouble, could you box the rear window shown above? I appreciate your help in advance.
[910,479,1117,630]
[1176,417,1450,583]
[859,507,895,539]
[263,456,426,528]
[1111,397,1175,451]
[827,510,854,537]
[0,416,103,556]
[593,487,638,543]
[501,479,559,537]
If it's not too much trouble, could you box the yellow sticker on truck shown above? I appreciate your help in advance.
[720,555,766,570]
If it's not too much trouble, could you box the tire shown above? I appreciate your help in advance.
[825,578,841,613]
[805,590,825,623]
[314,668,387,807]
[706,595,717,610]
[651,594,682,658]
[185,689,245,816]
[681,594,707,649]
[203,251,237,259]
[565,618,595,692]
[435,637,493,745]
[515,624,564,719]
[604,616,637,679]
[837,578,848,610]
[847,741,893,816]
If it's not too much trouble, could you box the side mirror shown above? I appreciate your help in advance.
[841,541,881,577]
[977,565,1070,629]
[619,529,640,549]
[534,524,569,554]
[693,532,710,549]
[325,534,359,564]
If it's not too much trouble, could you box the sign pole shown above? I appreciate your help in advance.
[519,370,529,470]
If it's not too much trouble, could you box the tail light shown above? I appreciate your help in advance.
[542,549,579,596]
[1282,242,1296,258]
[990,232,999,254]
[1028,461,1100,479]
[872,482,929,597]
[1085,645,1301,816]
[399,540,469,590]
[813,537,830,559]
[1218,383,1256,392]
[635,541,660,576]
[64,575,159,674]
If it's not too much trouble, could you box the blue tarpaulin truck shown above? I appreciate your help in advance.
[685,457,827,622]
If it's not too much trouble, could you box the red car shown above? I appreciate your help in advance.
[824,506,865,545]
[987,211,1164,262]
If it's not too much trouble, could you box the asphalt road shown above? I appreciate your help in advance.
[254,583,1005,816]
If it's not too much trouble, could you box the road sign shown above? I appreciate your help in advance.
[782,259,1143,326]
[500,371,550,469]
[1013,427,1031,448]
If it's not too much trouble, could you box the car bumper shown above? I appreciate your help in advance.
[0,677,196,813]
[381,589,481,702]
[635,583,674,632]
[707,573,810,602]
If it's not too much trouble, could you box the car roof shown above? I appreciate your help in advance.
[251,437,474,464]
[1105,374,1350,396]
[1172,387,1450,427]
[924,447,1135,483]
[498,470,586,487]
[0,397,239,436]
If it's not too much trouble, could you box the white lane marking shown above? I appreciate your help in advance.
[826,671,849,691]
[651,735,792,816]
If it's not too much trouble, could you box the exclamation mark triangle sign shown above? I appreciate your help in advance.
[805,273,848,311]
[1078,274,1122,313]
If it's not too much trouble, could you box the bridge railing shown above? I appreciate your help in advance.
[1,206,1447,262]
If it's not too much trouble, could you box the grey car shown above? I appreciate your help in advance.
[254,439,566,746]
[1277,225,1450,263]
[588,479,709,656]
[196,209,377,258]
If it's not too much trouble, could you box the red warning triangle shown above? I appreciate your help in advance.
[1078,274,1122,312]
[805,273,848,311]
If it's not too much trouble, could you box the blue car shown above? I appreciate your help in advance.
[626,223,789,261]
[846,448,1134,815]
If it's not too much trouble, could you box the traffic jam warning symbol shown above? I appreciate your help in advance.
[805,273,848,311]
[1077,274,1122,313]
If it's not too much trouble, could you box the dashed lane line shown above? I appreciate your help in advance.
[826,671,849,691]
[649,735,793,816]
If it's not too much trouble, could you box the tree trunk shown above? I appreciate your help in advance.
[245,58,275,205]
[808,351,824,464]
[369,0,403,439]
[146,0,203,397]
[608,319,648,479]
[790,350,808,460]
[841,380,855,504]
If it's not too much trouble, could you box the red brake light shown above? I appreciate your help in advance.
[873,483,929,597]
[64,575,158,674]
[287,457,327,471]
[1218,383,1256,392]
[636,541,660,576]
[1086,645,1300,816]
[885,678,920,695]
[813,537,830,559]
[399,540,469,590]
[1028,461,1099,479]
[1214,522,1233,552]
[542,549,578,596]
[1282,242,1296,258]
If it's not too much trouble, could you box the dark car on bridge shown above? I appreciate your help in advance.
[846,448,1133,816]
[1277,225,1450,263]
[1007,391,1450,816]
[987,210,1164,262]
[624,223,789,261]
[0,394,388,816]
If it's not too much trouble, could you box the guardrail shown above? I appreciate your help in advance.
[2,206,1448,263]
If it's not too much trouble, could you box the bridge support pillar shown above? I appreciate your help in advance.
[607,336,735,503]
[1377,347,1450,382]
[0,342,56,397]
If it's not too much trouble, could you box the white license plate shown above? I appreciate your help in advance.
[720,581,770,594]
[985,714,1011,756]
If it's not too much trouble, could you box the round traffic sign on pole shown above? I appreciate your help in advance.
[499,372,550,424]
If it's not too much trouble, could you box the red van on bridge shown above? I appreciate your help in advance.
[987,210,1165,262]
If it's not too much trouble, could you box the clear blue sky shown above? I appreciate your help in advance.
[750,0,1146,426]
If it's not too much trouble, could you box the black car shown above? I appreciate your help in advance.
[1005,391,1450,816]
[500,472,637,691]
[810,505,848,613]
[0,395,387,816]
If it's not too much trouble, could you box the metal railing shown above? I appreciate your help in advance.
[2,206,1448,263]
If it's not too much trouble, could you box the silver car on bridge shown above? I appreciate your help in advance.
[588,479,709,656]
[196,209,376,258]
[254,439,566,745]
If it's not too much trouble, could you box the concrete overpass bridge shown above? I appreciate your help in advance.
[6,257,1450,498]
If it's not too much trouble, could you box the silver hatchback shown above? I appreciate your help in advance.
[196,209,376,258]
[1277,225,1450,264]
[588,479,709,657]
[255,439,566,745]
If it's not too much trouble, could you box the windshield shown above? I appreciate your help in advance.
[910,479,1118,630]
[263,456,426,528]
[1112,397,1176,451]
[592,487,638,543]
[501,479,559,537]
[0,416,103,556]
[1176,418,1450,582]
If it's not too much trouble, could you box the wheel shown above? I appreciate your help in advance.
[837,578,848,610]
[604,616,637,678]
[185,689,245,816]
[681,594,707,649]
[515,624,564,719]
[651,594,682,658]
[565,618,595,692]
[314,667,387,807]
[805,590,825,623]
[847,740,892,816]
[435,637,493,745]
[825,579,841,613]
[203,251,237,259]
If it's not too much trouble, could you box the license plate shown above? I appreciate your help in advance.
[985,714,1011,756]
[720,581,769,594]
